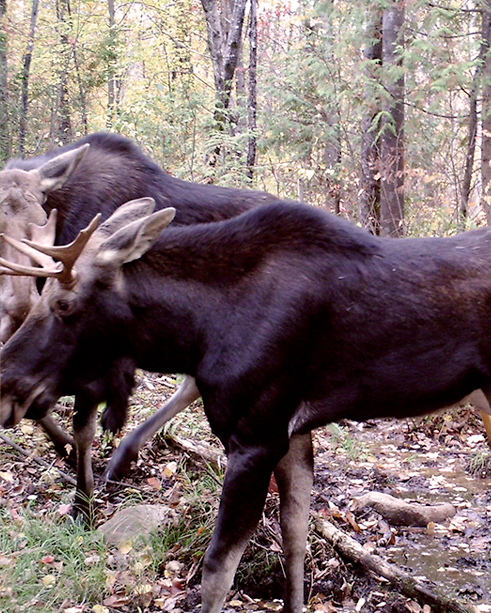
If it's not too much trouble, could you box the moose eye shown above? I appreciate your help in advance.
[55,299,73,317]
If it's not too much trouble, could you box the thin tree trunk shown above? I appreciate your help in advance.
[19,0,39,156]
[0,0,10,162]
[462,84,478,226]
[481,0,491,225]
[380,0,405,238]
[107,0,116,129]
[360,5,382,234]
[246,0,258,180]
[461,1,491,227]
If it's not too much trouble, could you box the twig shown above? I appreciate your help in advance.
[165,433,226,472]
[0,432,77,486]
[314,514,473,613]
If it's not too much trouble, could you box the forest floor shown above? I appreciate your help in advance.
[1,372,491,613]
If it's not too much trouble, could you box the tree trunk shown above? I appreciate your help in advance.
[380,0,405,238]
[324,118,342,214]
[246,0,257,179]
[461,1,491,227]
[481,0,491,225]
[462,81,478,226]
[107,0,116,129]
[360,5,382,234]
[19,0,39,156]
[200,0,249,157]
[0,0,10,162]
[52,0,73,145]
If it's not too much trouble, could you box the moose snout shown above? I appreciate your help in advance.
[0,379,49,428]
[0,396,23,428]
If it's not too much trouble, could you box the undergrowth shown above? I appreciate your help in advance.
[0,507,108,612]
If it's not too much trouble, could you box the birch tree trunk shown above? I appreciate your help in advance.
[200,0,248,160]
[380,0,405,238]
[51,0,73,145]
[360,4,382,234]
[481,0,491,225]
[246,0,257,179]
[19,0,39,156]
[107,0,116,129]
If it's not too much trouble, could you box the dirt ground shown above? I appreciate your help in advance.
[1,372,490,613]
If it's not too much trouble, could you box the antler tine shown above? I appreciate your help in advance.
[0,255,62,277]
[0,213,101,285]
[29,208,58,247]
[1,233,54,269]
[22,213,102,285]
[0,210,59,271]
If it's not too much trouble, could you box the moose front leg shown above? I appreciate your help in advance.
[274,432,313,613]
[201,442,283,613]
[72,397,98,523]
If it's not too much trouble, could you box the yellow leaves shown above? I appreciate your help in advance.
[105,571,117,591]
[42,573,57,588]
[118,539,133,555]
[297,168,315,181]
[163,461,177,478]
[20,423,34,435]
[133,583,152,596]
[92,606,109,613]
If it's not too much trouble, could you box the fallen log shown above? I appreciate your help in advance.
[352,491,456,527]
[313,515,473,613]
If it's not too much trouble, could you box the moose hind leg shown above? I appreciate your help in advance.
[39,413,76,466]
[274,432,313,613]
[105,375,200,481]
[201,442,282,613]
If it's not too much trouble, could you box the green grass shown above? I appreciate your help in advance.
[0,448,224,613]
[327,423,367,461]
[466,449,491,478]
[0,507,108,612]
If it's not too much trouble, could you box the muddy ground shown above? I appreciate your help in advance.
[1,372,490,613]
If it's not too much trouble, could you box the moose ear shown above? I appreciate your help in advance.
[96,207,176,266]
[99,198,157,236]
[35,144,90,193]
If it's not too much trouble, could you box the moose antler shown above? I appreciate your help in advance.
[0,213,101,286]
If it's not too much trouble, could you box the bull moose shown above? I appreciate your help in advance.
[0,132,277,507]
[2,197,491,613]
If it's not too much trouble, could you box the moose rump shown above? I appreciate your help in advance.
[3,199,491,612]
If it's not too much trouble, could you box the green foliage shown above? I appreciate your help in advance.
[0,0,490,231]
[0,507,108,611]
[466,449,491,478]
[327,423,367,461]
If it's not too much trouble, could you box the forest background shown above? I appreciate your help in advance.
[1,0,491,239]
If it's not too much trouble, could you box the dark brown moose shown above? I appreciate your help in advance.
[3,198,491,612]
[0,132,277,510]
